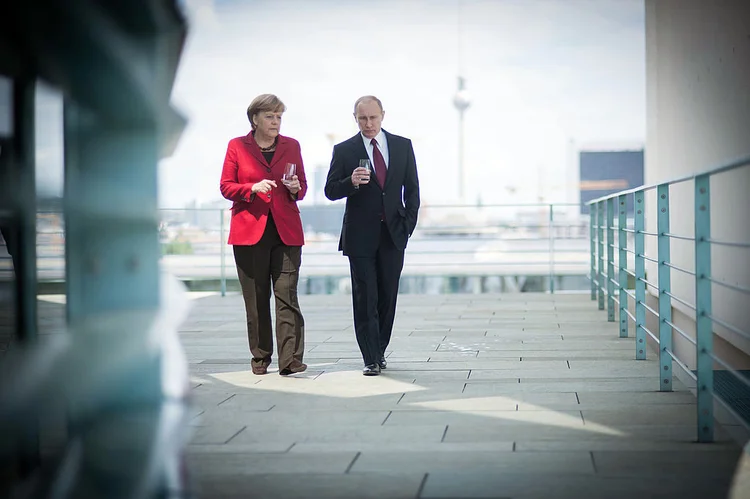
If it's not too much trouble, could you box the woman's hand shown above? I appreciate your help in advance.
[282,175,301,194]
[251,179,277,195]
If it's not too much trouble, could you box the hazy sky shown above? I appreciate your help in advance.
[49,0,647,208]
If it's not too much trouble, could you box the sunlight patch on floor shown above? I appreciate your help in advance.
[210,369,425,398]
[411,396,625,436]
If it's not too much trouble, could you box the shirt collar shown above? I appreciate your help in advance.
[361,129,386,147]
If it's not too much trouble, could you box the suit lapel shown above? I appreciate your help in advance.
[382,130,400,191]
[347,134,381,189]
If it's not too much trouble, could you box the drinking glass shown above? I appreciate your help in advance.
[358,159,371,181]
[282,163,296,185]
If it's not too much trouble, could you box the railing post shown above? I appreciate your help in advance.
[618,194,628,338]
[590,207,596,300]
[607,198,615,322]
[695,174,713,442]
[657,184,672,391]
[634,190,646,360]
[220,209,226,297]
[548,204,555,294]
[597,201,605,311]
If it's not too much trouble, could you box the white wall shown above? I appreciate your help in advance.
[645,0,750,365]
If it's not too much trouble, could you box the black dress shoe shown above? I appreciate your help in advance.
[279,360,307,376]
[363,363,381,376]
[378,357,387,370]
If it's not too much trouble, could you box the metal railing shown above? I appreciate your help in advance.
[588,155,750,443]
[30,203,598,296]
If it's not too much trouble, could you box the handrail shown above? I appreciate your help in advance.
[586,156,750,443]
[25,202,600,295]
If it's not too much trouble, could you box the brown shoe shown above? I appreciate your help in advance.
[279,360,307,376]
[252,364,268,375]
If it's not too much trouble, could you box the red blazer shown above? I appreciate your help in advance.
[220,132,307,246]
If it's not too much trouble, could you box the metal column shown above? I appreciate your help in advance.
[634,190,646,360]
[694,174,713,442]
[618,194,628,338]
[657,184,672,391]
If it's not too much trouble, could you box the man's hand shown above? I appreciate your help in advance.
[351,166,371,187]
[251,179,277,195]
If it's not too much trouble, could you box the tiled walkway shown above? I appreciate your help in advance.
[182,292,742,499]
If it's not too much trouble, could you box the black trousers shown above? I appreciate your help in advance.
[348,221,405,366]
[233,215,304,371]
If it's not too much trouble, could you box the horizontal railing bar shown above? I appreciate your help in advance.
[623,307,636,322]
[707,353,750,392]
[622,228,636,234]
[664,262,697,277]
[640,255,659,264]
[623,269,636,277]
[664,233,695,242]
[704,238,750,249]
[665,319,697,346]
[664,291,697,312]
[638,323,659,344]
[665,348,698,381]
[623,248,636,255]
[638,277,659,293]
[639,231,659,237]
[705,277,750,296]
[587,154,750,205]
[640,300,659,319]
[624,289,636,300]
[705,313,750,341]
[712,391,750,431]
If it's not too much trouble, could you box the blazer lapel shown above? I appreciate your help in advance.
[269,136,291,169]
[241,132,268,167]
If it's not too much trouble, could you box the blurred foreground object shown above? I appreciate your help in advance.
[0,0,189,497]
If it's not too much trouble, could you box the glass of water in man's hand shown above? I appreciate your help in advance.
[282,163,296,185]
[358,159,371,183]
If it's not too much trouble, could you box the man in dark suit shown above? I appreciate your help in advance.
[324,96,420,376]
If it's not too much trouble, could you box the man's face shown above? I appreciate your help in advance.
[354,100,384,139]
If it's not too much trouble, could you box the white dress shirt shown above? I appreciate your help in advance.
[360,130,389,175]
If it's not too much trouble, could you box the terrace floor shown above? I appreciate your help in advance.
[181,292,744,499]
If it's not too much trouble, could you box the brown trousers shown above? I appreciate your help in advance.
[233,215,304,371]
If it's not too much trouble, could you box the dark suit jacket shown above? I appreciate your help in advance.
[324,130,420,257]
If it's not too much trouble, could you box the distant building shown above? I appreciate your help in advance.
[579,148,644,215]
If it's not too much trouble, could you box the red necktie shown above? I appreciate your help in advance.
[371,138,387,187]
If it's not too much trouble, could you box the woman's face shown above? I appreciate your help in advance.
[254,110,283,138]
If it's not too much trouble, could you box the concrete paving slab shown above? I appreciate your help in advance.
[191,473,426,499]
[175,292,742,498]
[351,450,594,475]
[421,472,733,499]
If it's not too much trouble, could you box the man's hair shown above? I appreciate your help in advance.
[353,95,384,115]
[247,94,286,129]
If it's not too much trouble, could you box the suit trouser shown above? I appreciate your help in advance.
[233,215,304,371]
[348,221,405,366]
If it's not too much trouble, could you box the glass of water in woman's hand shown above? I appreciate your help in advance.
[282,163,296,186]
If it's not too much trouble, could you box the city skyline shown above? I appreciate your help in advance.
[33,0,646,209]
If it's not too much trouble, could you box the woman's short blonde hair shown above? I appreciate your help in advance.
[246,94,286,129]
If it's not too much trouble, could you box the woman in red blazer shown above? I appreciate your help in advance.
[220,94,307,376]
